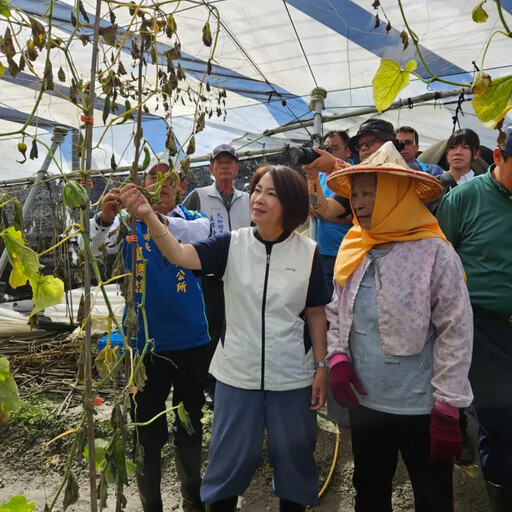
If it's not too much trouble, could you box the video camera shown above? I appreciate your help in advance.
[288,143,332,166]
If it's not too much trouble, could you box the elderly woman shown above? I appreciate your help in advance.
[323,142,473,512]
[120,165,330,512]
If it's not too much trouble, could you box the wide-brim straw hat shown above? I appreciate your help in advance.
[326,141,443,202]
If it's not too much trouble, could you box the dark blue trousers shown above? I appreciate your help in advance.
[470,309,512,487]
[200,382,319,505]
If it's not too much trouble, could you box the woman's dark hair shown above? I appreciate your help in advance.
[250,165,309,232]
[446,129,480,157]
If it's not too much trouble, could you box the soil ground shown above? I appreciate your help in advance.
[0,397,491,512]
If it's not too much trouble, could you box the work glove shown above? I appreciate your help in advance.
[429,407,462,461]
[330,361,367,409]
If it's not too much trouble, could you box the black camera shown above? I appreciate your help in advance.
[288,144,331,166]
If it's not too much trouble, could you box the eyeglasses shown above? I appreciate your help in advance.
[354,137,378,152]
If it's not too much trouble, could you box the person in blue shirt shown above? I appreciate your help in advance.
[88,160,211,512]
[395,126,445,176]
[314,130,353,296]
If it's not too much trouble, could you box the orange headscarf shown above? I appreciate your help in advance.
[334,172,449,286]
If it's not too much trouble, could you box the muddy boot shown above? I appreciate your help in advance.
[279,498,306,512]
[136,448,163,512]
[205,496,238,512]
[173,443,204,511]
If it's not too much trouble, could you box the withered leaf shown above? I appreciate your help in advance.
[206,59,212,75]
[7,56,19,78]
[166,14,177,38]
[12,198,23,231]
[18,54,25,72]
[186,136,195,155]
[386,20,392,33]
[374,13,380,28]
[63,471,79,510]
[26,39,38,61]
[99,25,117,46]
[400,30,409,50]
[109,8,116,25]
[165,128,178,156]
[177,63,186,80]
[44,60,54,90]
[29,139,38,160]
[79,34,91,46]
[103,95,111,124]
[70,11,77,28]
[111,153,117,171]
[1,27,15,59]
[372,0,380,7]
[131,39,140,60]
[202,21,212,47]
[28,16,46,50]
[118,60,127,75]
[78,0,90,23]
[206,81,211,92]
[57,66,66,82]
[195,112,205,133]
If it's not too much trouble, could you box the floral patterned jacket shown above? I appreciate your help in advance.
[326,238,474,408]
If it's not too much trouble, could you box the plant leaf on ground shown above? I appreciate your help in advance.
[0,495,35,512]
[372,58,417,112]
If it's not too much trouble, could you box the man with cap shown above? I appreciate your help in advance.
[87,159,211,512]
[437,126,512,511]
[183,144,251,406]
[304,118,399,224]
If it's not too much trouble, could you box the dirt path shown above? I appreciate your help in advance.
[0,410,490,512]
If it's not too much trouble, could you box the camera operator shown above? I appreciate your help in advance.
[304,119,399,231]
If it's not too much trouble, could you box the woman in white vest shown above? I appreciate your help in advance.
[120,165,330,512]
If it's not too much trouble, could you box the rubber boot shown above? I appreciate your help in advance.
[136,447,163,512]
[173,443,204,511]
[205,496,238,512]
[485,481,512,512]
[279,498,306,512]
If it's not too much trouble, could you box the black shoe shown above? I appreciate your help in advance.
[279,498,306,512]
[205,496,238,512]
[455,430,474,465]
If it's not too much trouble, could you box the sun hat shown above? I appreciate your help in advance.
[327,141,443,202]
[347,118,397,154]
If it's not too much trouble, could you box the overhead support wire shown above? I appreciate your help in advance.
[263,87,474,136]
[200,0,313,136]
[282,0,318,88]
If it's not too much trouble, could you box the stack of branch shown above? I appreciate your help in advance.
[0,330,113,413]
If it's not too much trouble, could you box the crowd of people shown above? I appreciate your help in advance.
[89,120,512,512]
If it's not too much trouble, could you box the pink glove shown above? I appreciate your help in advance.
[430,407,462,461]
[330,362,367,409]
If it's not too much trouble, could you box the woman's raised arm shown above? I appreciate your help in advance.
[120,183,202,270]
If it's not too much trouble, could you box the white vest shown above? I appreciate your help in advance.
[210,227,318,391]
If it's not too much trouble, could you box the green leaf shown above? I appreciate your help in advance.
[472,1,488,23]
[0,61,4,78]
[472,73,512,129]
[372,58,416,112]
[83,437,108,472]
[0,357,19,419]
[29,274,64,317]
[0,226,40,288]
[0,495,35,512]
[177,401,194,436]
